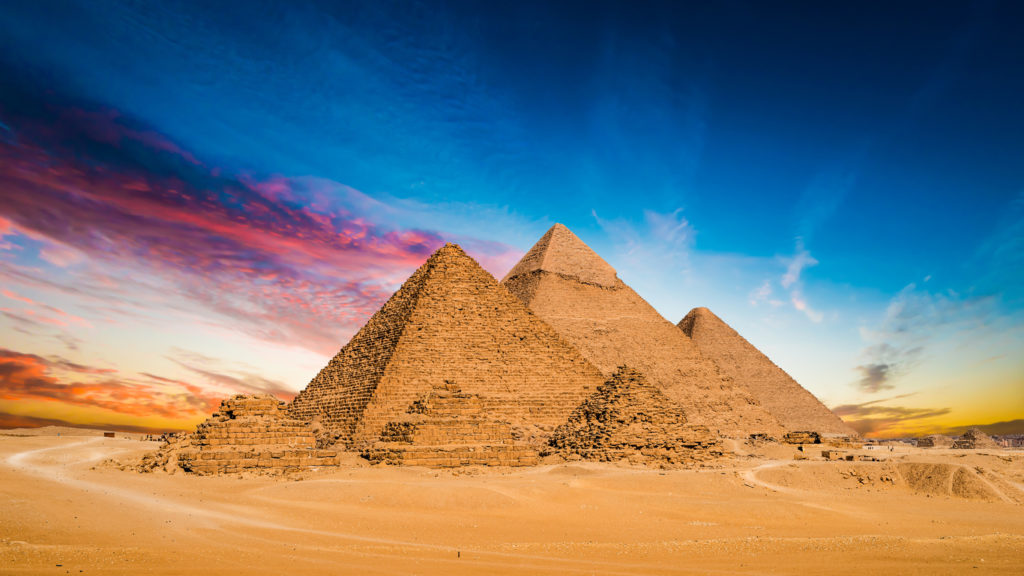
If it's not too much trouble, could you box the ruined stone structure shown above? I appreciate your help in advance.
[549,366,724,464]
[917,434,953,448]
[782,431,822,444]
[501,224,783,438]
[288,243,607,449]
[952,428,999,450]
[363,382,539,467]
[678,307,856,436]
[174,395,339,475]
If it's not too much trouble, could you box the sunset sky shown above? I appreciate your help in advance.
[1,1,1021,438]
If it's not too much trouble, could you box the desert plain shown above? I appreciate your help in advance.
[2,427,1022,575]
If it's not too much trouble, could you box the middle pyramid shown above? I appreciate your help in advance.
[288,243,607,449]
[501,224,784,438]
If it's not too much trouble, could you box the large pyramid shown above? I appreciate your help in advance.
[288,243,606,449]
[678,307,856,436]
[501,224,783,438]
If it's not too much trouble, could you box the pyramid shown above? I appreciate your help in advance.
[288,243,607,449]
[678,307,856,436]
[146,394,340,475]
[917,434,953,448]
[501,224,784,438]
[362,382,540,467]
[952,427,999,450]
[549,366,724,464]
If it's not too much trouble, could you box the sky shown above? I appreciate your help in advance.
[1,0,1021,438]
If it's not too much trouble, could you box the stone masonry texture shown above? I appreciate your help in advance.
[549,366,724,465]
[363,382,540,467]
[502,224,784,438]
[678,306,856,436]
[288,243,608,450]
[171,394,339,475]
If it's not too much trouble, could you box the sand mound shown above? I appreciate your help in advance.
[896,462,999,501]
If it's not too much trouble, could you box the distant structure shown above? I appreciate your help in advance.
[952,427,999,450]
[501,224,784,438]
[678,307,856,436]
[916,434,953,448]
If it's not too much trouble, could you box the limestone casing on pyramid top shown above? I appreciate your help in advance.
[501,223,620,287]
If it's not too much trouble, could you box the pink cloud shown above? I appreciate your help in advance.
[0,102,523,354]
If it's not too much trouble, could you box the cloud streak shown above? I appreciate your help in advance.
[0,76,519,356]
[0,347,220,422]
[832,394,952,437]
[854,283,997,393]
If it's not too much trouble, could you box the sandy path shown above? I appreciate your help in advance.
[2,436,1023,575]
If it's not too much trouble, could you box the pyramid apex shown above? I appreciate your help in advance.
[426,242,470,261]
[679,307,723,337]
[502,223,619,286]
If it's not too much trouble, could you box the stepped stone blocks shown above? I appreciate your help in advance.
[502,224,784,438]
[917,434,953,448]
[173,394,339,475]
[952,428,999,449]
[549,366,725,465]
[678,307,856,436]
[289,243,607,450]
[363,382,539,467]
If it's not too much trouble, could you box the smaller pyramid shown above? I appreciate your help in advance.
[362,382,539,467]
[679,307,855,436]
[151,394,340,475]
[916,434,953,448]
[952,428,999,450]
[548,366,725,465]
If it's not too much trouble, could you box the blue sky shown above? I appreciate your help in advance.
[0,0,1021,436]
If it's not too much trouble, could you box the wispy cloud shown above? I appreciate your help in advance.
[0,86,519,357]
[751,239,824,322]
[592,207,696,276]
[166,348,295,401]
[0,347,220,422]
[832,394,953,437]
[854,283,998,393]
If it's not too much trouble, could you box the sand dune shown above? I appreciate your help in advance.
[2,434,1022,575]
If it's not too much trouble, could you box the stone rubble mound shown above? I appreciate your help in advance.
[782,431,822,445]
[548,366,725,465]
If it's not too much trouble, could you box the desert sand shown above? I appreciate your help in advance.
[3,430,1022,575]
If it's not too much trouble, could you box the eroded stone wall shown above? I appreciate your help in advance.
[172,394,340,475]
